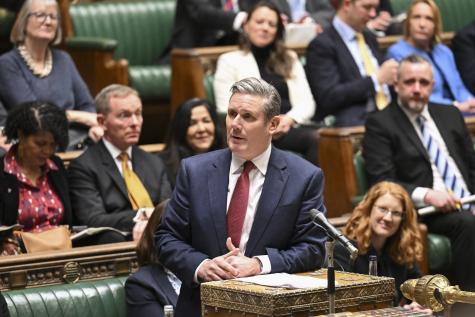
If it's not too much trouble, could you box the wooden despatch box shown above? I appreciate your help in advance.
[201,269,395,317]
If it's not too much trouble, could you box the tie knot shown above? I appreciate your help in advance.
[355,32,364,42]
[118,152,129,163]
[416,115,425,127]
[242,161,254,175]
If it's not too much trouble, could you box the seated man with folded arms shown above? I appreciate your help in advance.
[306,0,398,126]
[363,54,475,316]
[68,84,171,244]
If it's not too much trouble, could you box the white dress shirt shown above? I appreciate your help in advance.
[102,138,133,175]
[398,102,469,206]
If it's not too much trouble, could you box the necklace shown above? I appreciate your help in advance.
[18,44,53,78]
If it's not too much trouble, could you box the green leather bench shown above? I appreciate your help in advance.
[0,8,14,54]
[390,0,475,32]
[68,0,175,101]
[353,151,452,274]
[4,277,127,317]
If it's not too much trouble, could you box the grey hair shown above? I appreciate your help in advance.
[95,84,139,115]
[397,54,432,80]
[229,77,281,121]
[10,0,62,45]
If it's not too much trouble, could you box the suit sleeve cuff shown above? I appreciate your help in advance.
[412,187,430,207]
[254,255,271,274]
[194,258,210,283]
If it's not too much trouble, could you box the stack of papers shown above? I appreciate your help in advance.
[236,273,333,289]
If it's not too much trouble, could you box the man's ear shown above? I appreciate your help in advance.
[268,115,280,134]
[97,114,106,130]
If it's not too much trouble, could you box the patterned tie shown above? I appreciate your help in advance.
[223,0,234,12]
[118,152,154,210]
[355,33,388,110]
[416,116,470,200]
[227,161,254,247]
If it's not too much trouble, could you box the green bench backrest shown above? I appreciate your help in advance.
[4,277,127,317]
[70,0,175,65]
[390,0,475,33]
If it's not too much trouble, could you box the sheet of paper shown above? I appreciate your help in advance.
[236,273,334,289]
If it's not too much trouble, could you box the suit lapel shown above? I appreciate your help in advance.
[131,146,149,191]
[208,150,232,254]
[98,141,129,200]
[154,265,178,304]
[245,148,288,256]
[330,27,362,80]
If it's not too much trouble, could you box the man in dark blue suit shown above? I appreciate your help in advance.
[156,77,326,316]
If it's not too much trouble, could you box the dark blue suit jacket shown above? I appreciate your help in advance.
[155,147,327,316]
[125,264,178,317]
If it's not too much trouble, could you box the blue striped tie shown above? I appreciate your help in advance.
[416,115,470,202]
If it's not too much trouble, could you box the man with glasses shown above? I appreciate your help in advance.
[363,55,475,311]
[68,85,171,244]
[306,0,398,126]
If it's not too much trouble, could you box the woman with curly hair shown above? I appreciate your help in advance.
[335,181,429,312]
[0,101,71,255]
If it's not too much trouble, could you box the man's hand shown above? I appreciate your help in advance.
[424,189,460,213]
[197,248,240,282]
[367,11,391,32]
[88,126,104,142]
[376,59,398,86]
[224,237,262,277]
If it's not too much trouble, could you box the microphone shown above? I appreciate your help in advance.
[310,209,358,261]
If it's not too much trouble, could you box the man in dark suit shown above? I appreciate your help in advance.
[170,0,254,49]
[363,55,475,301]
[452,21,475,96]
[306,0,397,126]
[156,77,326,316]
[68,85,171,244]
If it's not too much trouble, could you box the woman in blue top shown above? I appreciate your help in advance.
[0,0,103,149]
[386,0,475,114]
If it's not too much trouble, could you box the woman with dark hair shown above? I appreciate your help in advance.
[214,1,319,164]
[125,199,179,317]
[386,0,475,114]
[335,182,430,313]
[159,98,224,187]
[0,101,71,255]
[0,0,103,150]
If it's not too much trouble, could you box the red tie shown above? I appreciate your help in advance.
[223,0,234,12]
[227,161,254,247]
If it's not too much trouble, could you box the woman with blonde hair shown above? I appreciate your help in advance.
[386,0,475,113]
[335,181,430,313]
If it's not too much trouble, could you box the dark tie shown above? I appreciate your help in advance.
[227,161,254,247]
[416,116,470,200]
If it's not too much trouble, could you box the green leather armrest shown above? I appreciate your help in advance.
[0,9,15,38]
[65,37,118,51]
[4,277,127,317]
[427,233,452,273]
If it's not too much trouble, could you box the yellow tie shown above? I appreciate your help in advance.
[355,33,388,110]
[118,152,154,210]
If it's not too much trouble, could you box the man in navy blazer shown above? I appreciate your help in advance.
[156,77,326,316]
[306,0,398,126]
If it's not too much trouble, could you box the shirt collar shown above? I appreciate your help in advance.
[333,16,358,43]
[103,138,132,160]
[230,143,272,176]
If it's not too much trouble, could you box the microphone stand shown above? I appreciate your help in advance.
[325,237,336,314]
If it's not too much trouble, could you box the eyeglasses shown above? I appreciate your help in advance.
[28,12,58,24]
[373,205,404,219]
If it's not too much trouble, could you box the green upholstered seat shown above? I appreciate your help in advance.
[4,277,127,317]
[69,0,175,100]
[390,0,475,33]
[352,151,452,273]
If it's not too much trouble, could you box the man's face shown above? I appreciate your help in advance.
[99,94,143,151]
[226,93,279,160]
[343,0,379,32]
[395,62,434,115]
